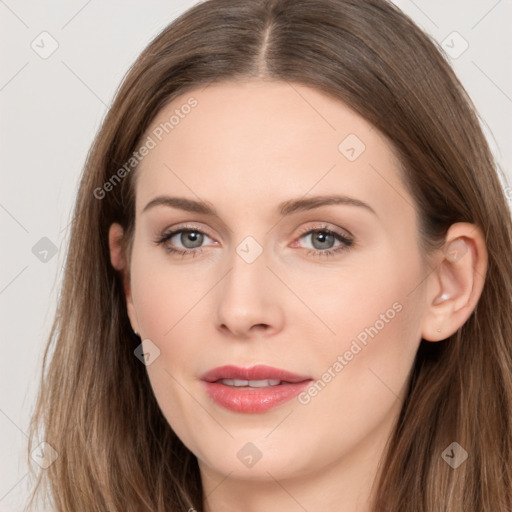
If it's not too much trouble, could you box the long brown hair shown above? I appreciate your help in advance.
[26,0,512,510]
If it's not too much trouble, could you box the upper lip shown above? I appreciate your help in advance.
[201,364,312,383]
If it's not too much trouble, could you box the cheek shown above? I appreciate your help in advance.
[296,249,425,424]
[129,251,210,447]
[287,246,423,356]
[128,245,211,398]
[129,243,211,338]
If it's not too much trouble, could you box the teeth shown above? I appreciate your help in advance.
[219,378,281,387]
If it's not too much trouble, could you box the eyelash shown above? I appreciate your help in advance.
[153,223,354,258]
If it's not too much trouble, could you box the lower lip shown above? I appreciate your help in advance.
[203,380,312,413]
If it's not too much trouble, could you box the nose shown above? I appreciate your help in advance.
[213,244,285,339]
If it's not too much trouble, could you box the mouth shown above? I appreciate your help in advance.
[215,378,283,388]
[201,365,313,413]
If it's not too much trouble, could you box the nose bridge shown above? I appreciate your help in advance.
[223,235,271,306]
[214,234,283,336]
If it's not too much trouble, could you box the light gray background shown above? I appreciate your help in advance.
[1,1,511,510]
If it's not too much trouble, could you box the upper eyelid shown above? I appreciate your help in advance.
[161,223,216,240]
[295,223,353,239]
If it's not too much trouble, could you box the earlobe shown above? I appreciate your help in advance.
[421,223,488,342]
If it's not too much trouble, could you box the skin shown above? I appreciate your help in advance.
[108,80,487,512]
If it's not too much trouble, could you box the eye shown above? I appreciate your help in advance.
[294,225,354,257]
[154,225,216,257]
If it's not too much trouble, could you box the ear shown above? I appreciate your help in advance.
[108,223,139,335]
[421,222,488,342]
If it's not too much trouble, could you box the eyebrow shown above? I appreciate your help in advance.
[142,194,377,217]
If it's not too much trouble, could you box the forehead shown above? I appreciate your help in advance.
[134,80,414,225]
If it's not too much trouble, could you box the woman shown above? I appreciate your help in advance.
[27,0,512,510]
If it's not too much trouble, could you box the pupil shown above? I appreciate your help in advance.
[313,231,334,250]
[181,231,203,249]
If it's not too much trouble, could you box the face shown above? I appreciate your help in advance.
[113,80,430,484]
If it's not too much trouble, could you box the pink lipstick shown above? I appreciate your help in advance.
[201,364,313,413]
